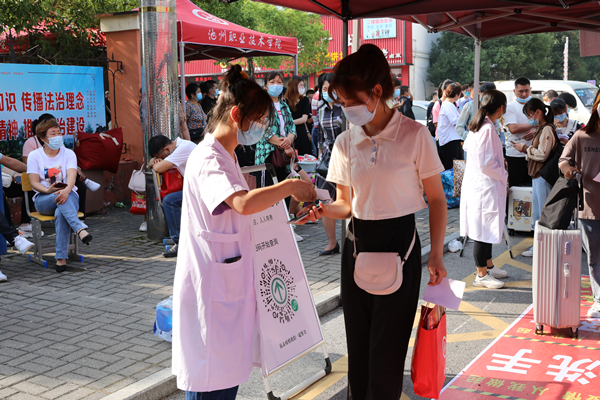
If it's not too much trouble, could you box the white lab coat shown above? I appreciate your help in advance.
[460,118,508,244]
[172,134,258,392]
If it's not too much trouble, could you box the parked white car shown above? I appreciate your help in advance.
[412,100,430,127]
[495,80,598,125]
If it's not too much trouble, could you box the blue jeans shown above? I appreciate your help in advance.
[532,176,552,224]
[34,192,84,259]
[311,126,319,157]
[163,190,182,244]
[186,386,238,400]
[581,219,600,303]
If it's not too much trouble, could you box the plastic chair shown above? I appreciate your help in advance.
[20,172,85,268]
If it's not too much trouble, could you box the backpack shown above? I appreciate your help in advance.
[538,174,583,230]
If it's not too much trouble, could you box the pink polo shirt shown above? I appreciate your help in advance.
[327,111,444,220]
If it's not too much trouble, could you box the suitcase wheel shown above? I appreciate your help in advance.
[571,328,579,338]
[508,229,515,236]
[535,324,544,335]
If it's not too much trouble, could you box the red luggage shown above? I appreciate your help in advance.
[75,128,123,173]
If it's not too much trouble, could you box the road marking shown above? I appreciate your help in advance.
[294,237,533,399]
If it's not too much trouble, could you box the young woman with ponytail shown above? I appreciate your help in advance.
[171,65,316,400]
[513,98,557,257]
[460,90,509,289]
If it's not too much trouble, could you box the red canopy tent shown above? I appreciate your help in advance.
[251,0,600,107]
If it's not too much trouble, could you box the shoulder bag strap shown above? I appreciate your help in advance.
[347,130,358,259]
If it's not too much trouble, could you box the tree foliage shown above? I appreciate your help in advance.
[1,0,137,64]
[192,0,331,76]
[427,31,600,87]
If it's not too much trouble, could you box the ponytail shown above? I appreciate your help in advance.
[467,90,507,132]
[207,65,273,133]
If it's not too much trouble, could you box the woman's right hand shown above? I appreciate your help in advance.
[46,182,59,194]
[279,137,291,149]
[288,180,317,203]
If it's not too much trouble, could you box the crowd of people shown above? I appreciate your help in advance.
[3,41,599,400]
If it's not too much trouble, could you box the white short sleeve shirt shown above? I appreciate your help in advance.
[165,138,197,177]
[504,100,532,158]
[327,111,444,220]
[26,146,78,197]
[437,101,461,146]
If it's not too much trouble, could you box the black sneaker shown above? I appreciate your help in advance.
[163,244,178,258]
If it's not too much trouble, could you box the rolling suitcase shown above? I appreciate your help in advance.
[532,221,582,337]
[507,186,534,235]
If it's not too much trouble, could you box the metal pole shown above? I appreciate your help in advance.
[342,20,349,58]
[179,41,186,114]
[473,39,481,110]
[294,55,299,76]
[351,19,360,53]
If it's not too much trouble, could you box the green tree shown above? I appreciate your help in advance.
[192,0,330,76]
[0,0,46,62]
[248,3,330,76]
[428,31,553,86]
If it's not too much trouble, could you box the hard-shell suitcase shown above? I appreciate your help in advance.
[532,221,582,337]
[507,186,534,234]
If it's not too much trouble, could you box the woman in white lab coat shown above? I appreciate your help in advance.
[460,90,509,290]
[171,65,316,400]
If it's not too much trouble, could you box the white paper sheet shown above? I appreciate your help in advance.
[315,188,331,201]
[423,277,466,311]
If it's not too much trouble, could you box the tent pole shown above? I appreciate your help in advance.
[473,39,481,111]
[179,42,186,113]
[342,20,349,58]
[294,55,299,76]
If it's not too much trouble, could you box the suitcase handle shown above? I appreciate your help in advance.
[564,263,570,299]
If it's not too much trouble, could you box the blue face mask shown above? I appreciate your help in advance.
[196,93,203,101]
[267,84,283,98]
[394,89,400,99]
[215,89,220,96]
[555,113,567,122]
[464,91,471,98]
[237,121,268,146]
[527,117,539,126]
[323,92,334,103]
[47,136,63,150]
[517,96,531,104]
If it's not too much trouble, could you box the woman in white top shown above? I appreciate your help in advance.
[437,83,465,170]
[460,90,510,290]
[301,44,448,399]
[171,65,316,400]
[26,119,91,273]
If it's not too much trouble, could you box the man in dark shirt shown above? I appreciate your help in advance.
[200,80,218,120]
[398,85,415,120]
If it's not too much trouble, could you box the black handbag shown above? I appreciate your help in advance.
[316,152,330,177]
[189,127,205,144]
[539,126,563,186]
[538,173,583,230]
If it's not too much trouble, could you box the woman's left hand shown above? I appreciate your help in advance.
[427,256,447,286]
[284,147,294,157]
[77,169,87,182]
[54,189,69,205]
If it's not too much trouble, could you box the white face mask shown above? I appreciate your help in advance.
[298,87,306,96]
[342,90,379,126]
[237,120,268,146]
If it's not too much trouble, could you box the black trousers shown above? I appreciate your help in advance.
[506,156,532,188]
[473,240,493,268]
[0,208,18,243]
[437,139,464,171]
[342,214,422,400]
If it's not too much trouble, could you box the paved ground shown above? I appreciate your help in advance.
[0,206,459,400]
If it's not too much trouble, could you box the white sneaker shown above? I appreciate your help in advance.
[488,266,508,279]
[139,222,147,232]
[587,302,600,318]
[294,232,304,242]
[14,235,34,255]
[0,271,6,282]
[522,246,534,257]
[473,273,505,289]
[19,224,32,233]
[84,178,101,192]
